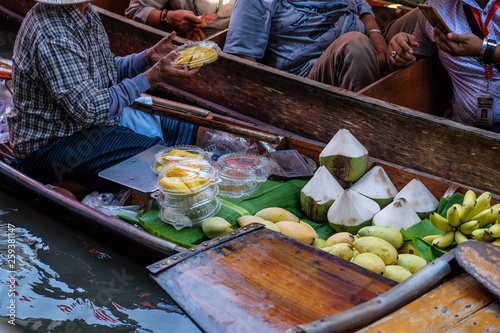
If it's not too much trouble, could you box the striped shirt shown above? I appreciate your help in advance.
[9,3,150,159]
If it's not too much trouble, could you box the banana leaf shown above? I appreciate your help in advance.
[118,179,336,248]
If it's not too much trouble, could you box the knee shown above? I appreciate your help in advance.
[336,31,374,57]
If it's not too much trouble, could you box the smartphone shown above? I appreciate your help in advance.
[418,4,451,34]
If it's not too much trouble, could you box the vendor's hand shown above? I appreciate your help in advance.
[434,28,483,57]
[388,32,420,67]
[146,32,177,65]
[369,32,389,72]
[144,51,200,85]
[168,10,205,32]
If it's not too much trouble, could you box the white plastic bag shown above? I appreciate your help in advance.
[82,191,140,218]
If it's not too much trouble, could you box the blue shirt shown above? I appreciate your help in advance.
[223,0,373,76]
[9,3,151,159]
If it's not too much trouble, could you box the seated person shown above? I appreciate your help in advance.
[9,0,200,190]
[388,0,500,131]
[222,0,389,92]
[125,0,234,41]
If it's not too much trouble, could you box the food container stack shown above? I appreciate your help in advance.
[216,153,271,198]
[155,159,220,230]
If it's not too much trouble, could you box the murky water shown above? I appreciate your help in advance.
[0,190,202,332]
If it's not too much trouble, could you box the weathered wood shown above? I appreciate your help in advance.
[443,301,500,333]
[357,274,499,333]
[148,225,397,333]
[5,0,500,194]
[359,55,453,116]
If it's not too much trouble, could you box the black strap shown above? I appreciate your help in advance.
[463,4,500,72]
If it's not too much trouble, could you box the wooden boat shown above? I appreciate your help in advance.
[3,0,500,198]
[1,3,500,331]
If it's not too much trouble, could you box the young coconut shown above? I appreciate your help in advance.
[300,166,344,223]
[372,197,421,231]
[349,165,398,209]
[327,189,380,234]
[393,179,439,219]
[319,129,369,184]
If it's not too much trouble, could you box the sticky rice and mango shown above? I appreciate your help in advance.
[158,160,212,195]
[154,149,205,173]
[172,44,218,69]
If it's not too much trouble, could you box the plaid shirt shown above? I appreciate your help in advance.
[9,3,118,159]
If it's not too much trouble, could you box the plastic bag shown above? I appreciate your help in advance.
[0,100,12,144]
[196,128,259,162]
[81,191,140,219]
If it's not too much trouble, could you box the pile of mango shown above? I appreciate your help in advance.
[320,226,427,282]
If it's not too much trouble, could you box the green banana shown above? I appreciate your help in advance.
[459,190,477,222]
[459,220,480,235]
[447,205,461,227]
[471,191,492,217]
[488,223,500,238]
[432,230,455,249]
[470,228,495,242]
[429,212,453,232]
[454,230,469,244]
[422,234,441,243]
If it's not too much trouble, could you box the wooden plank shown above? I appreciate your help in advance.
[442,301,500,333]
[359,55,453,115]
[149,226,397,333]
[357,274,497,333]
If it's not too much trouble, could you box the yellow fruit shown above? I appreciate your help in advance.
[352,253,386,275]
[299,221,319,238]
[353,236,398,265]
[396,254,427,273]
[158,177,191,193]
[385,265,412,283]
[357,225,404,249]
[312,238,326,249]
[255,207,299,223]
[397,241,420,256]
[237,215,267,227]
[325,232,356,247]
[201,217,233,239]
[275,221,315,244]
[322,243,354,261]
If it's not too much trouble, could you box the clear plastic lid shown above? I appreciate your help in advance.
[153,145,208,174]
[170,41,221,69]
[216,153,271,182]
[157,159,217,195]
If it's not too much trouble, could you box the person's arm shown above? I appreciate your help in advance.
[360,13,388,71]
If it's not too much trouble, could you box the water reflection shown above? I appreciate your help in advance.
[0,191,201,332]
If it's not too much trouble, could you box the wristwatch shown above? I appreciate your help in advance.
[478,38,497,67]
[160,9,170,29]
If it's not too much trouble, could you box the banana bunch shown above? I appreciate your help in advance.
[173,45,218,69]
[425,190,500,249]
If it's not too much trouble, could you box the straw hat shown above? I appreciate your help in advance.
[34,0,92,5]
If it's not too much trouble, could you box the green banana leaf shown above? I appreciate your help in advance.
[117,179,337,248]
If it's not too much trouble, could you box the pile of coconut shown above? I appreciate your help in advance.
[300,129,439,234]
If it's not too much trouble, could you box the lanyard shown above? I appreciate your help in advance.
[463,1,500,79]
[470,0,500,37]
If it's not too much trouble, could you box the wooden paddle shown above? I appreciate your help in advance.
[288,241,500,333]
[130,97,281,144]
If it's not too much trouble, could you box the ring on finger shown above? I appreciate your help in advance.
[391,50,397,58]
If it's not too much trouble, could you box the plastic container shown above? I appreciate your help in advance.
[170,41,221,69]
[155,159,220,229]
[215,153,271,198]
[152,145,208,174]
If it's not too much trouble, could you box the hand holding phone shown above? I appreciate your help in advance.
[418,4,451,34]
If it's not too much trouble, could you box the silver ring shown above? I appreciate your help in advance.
[391,50,397,58]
